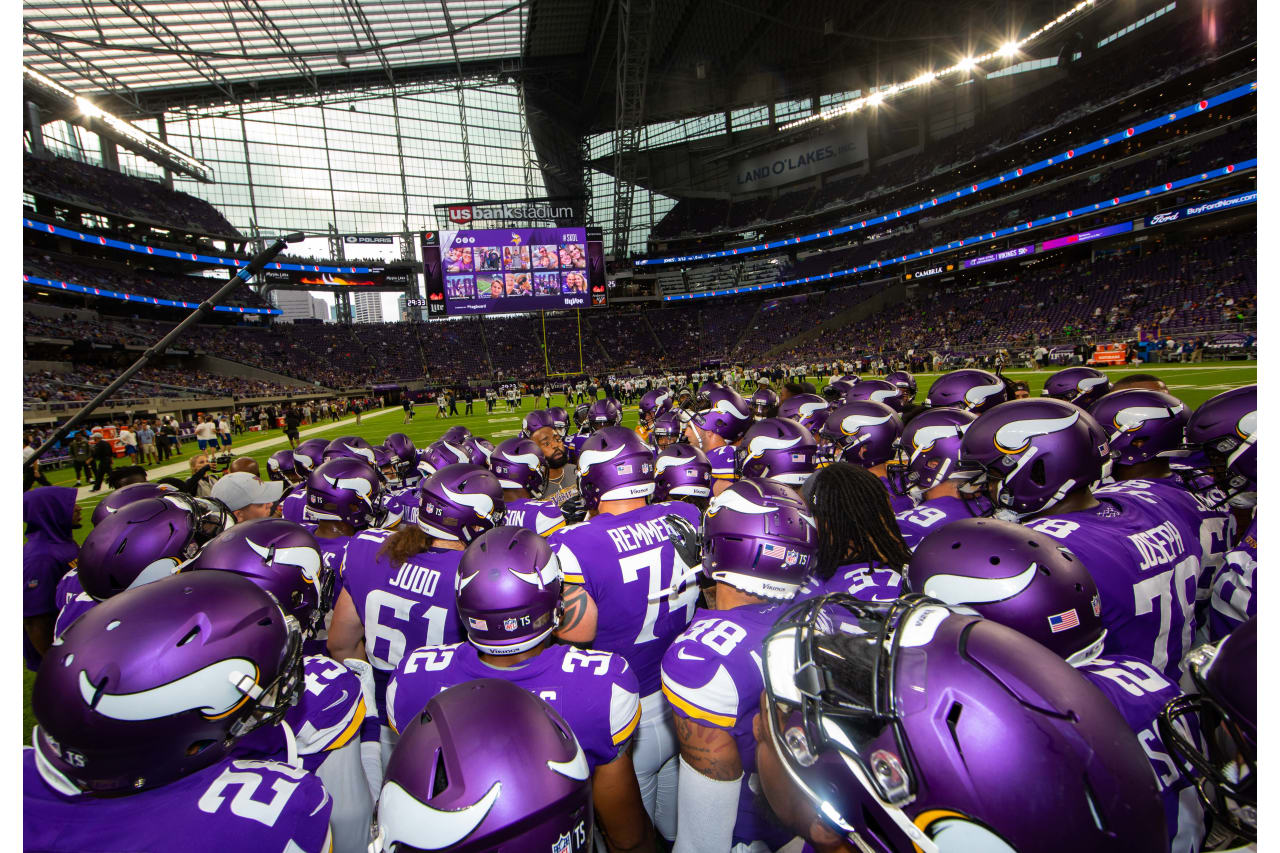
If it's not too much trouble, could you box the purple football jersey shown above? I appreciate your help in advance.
[504,497,568,537]
[877,474,915,514]
[797,562,903,602]
[1027,483,1204,682]
[550,501,703,696]
[1077,655,1205,853]
[660,602,793,850]
[566,432,590,465]
[281,488,307,524]
[23,751,333,853]
[52,570,98,639]
[707,445,736,481]
[383,487,419,528]
[894,495,973,549]
[340,529,464,709]
[1209,518,1256,641]
[386,642,641,771]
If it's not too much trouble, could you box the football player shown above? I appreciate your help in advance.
[638,387,674,441]
[681,386,752,495]
[735,417,818,486]
[653,444,713,512]
[328,464,504,763]
[25,572,334,852]
[526,413,582,509]
[1043,365,1112,408]
[281,438,329,523]
[747,387,780,420]
[909,518,1205,851]
[659,479,818,852]
[817,400,914,513]
[23,487,80,669]
[960,398,1205,682]
[371,679,594,853]
[489,437,568,536]
[797,462,913,602]
[924,367,1008,412]
[183,519,382,853]
[754,594,1168,853]
[886,407,985,547]
[386,527,654,853]
[550,427,703,841]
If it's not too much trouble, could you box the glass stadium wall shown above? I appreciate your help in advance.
[32,79,545,246]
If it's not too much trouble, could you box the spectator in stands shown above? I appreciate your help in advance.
[137,420,157,466]
[89,433,114,492]
[23,435,52,492]
[185,451,219,498]
[69,430,91,486]
[194,415,217,450]
[210,472,283,524]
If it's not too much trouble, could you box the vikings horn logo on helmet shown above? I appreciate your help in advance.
[706,488,777,517]
[441,484,496,520]
[922,563,1039,605]
[509,554,562,589]
[546,736,590,781]
[375,781,503,849]
[245,539,323,595]
[503,452,544,470]
[710,400,750,420]
[577,444,627,473]
[745,434,802,460]
[338,442,376,464]
[840,412,892,435]
[910,423,967,458]
[80,658,260,721]
[1110,404,1182,433]
[323,473,374,500]
[965,381,1007,408]
[1076,376,1109,395]
[993,411,1080,454]
[796,401,827,419]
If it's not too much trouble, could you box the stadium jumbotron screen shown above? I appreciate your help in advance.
[421,227,606,316]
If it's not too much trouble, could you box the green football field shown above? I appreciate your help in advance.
[20,360,1256,740]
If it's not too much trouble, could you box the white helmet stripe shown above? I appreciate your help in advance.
[82,657,258,720]
[994,411,1080,453]
[376,780,502,850]
[922,563,1038,605]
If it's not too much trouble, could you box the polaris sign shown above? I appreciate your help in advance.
[1144,190,1256,227]
[437,198,582,226]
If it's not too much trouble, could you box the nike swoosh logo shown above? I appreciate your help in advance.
[677,648,703,661]
[322,689,349,712]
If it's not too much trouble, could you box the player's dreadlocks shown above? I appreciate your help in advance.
[802,462,914,580]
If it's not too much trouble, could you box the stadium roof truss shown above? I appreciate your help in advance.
[23,0,531,114]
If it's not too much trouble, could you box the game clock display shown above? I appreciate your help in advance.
[421,227,605,316]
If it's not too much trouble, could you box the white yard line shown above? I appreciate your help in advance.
[75,406,400,503]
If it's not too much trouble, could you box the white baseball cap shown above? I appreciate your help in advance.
[210,472,285,511]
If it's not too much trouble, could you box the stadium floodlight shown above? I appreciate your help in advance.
[999,41,1021,57]
[957,56,977,71]
[867,92,885,106]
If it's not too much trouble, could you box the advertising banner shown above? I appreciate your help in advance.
[435,198,584,226]
[1144,190,1257,227]
[963,244,1037,269]
[728,121,868,192]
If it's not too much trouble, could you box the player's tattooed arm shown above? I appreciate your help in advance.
[673,715,742,781]
[554,583,599,645]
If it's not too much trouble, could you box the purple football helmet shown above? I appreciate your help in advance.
[417,439,473,477]
[417,464,505,544]
[489,437,548,494]
[372,678,593,853]
[79,493,232,601]
[292,437,329,479]
[522,409,556,439]
[455,526,562,655]
[702,478,818,600]
[442,425,472,445]
[760,594,1168,853]
[1180,385,1256,506]
[884,370,917,404]
[1043,366,1112,408]
[682,386,752,444]
[1160,617,1256,841]
[463,436,495,467]
[907,517,1105,662]
[778,393,831,433]
[547,406,569,437]
[736,418,818,486]
[821,379,856,404]
[181,517,332,638]
[885,407,976,495]
[32,571,303,795]
[639,387,674,425]
[844,378,905,412]
[587,398,622,431]
[1089,389,1189,467]
[926,368,1008,412]
[698,380,722,397]
[90,481,179,526]
[576,427,656,510]
[748,387,781,420]
[572,403,591,430]
[654,444,713,501]
[324,435,377,467]
[372,445,401,487]
[649,410,686,450]
[266,449,300,485]
[960,398,1111,518]
[384,432,420,483]
[817,401,904,468]
[304,457,386,529]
